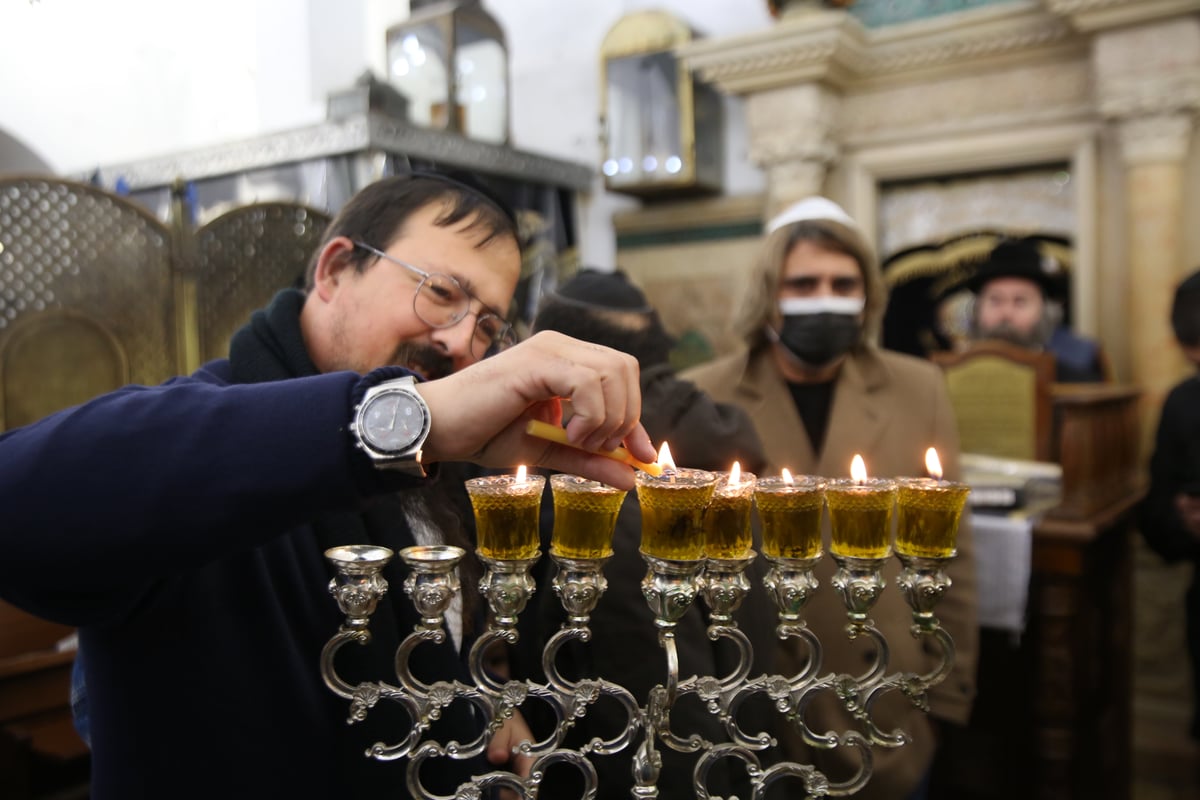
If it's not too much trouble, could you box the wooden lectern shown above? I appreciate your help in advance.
[931,342,1142,800]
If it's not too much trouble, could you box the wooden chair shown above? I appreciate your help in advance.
[930,339,1142,800]
[930,338,1056,462]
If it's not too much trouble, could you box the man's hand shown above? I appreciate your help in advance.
[488,712,536,800]
[1175,493,1200,540]
[416,331,656,489]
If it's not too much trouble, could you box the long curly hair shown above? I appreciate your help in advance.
[732,218,886,350]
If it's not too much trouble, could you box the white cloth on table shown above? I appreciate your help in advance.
[971,512,1033,635]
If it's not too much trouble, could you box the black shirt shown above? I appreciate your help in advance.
[787,379,836,456]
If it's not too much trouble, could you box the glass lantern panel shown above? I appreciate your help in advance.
[604,52,682,187]
[456,29,507,144]
[387,21,450,130]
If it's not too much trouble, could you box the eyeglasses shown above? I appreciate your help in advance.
[353,241,518,360]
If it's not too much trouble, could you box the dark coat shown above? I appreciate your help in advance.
[514,365,773,799]
[1138,374,1200,737]
[0,296,486,799]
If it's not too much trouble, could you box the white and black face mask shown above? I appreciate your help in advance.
[770,296,865,368]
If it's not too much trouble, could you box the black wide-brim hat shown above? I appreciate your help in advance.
[965,237,1058,296]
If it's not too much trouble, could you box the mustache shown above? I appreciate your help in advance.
[390,342,455,380]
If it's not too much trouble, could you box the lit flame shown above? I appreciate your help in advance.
[657,442,676,471]
[729,461,742,485]
[850,454,868,483]
[516,464,527,483]
[781,468,794,485]
[925,447,943,480]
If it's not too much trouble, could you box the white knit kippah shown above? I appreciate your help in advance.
[765,196,859,234]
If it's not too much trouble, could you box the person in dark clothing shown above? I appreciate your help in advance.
[966,237,1107,382]
[1139,268,1200,739]
[532,269,766,472]
[0,174,657,800]
[522,269,773,799]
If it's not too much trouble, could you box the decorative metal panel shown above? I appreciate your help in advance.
[193,203,331,364]
[0,176,176,428]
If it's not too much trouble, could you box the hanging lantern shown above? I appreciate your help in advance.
[385,0,510,145]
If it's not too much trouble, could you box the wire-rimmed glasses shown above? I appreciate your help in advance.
[353,241,518,359]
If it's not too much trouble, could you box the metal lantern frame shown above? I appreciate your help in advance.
[385,0,510,144]
[599,10,724,198]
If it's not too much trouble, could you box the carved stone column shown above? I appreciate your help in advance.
[1095,17,1200,454]
[1117,113,1194,439]
[745,83,841,218]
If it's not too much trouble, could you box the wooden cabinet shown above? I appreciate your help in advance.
[934,386,1141,800]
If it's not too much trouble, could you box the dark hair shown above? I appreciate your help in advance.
[303,172,519,289]
[1172,269,1200,348]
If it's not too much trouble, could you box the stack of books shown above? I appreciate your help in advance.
[961,453,1062,514]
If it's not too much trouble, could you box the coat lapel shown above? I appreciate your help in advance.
[701,346,896,478]
[729,349,815,474]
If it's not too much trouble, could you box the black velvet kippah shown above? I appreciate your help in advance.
[404,168,518,230]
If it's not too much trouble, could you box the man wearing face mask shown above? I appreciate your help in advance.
[683,197,978,800]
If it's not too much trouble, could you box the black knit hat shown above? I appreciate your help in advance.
[966,238,1058,296]
[550,269,654,312]
[1178,270,1200,296]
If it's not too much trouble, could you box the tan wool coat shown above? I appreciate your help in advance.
[684,344,979,800]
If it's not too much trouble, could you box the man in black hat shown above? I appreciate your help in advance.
[967,237,1107,382]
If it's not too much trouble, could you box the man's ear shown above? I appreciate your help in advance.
[311,237,358,302]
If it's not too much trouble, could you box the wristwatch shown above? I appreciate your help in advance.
[349,375,431,476]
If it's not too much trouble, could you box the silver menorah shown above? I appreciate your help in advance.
[320,466,967,799]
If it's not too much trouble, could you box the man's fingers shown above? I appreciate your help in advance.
[416,331,650,471]
[534,443,641,491]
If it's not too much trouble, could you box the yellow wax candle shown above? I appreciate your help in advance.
[895,478,969,559]
[635,467,715,561]
[524,420,664,476]
[755,473,826,560]
[466,470,546,561]
[703,465,756,560]
[549,474,627,560]
[825,477,896,559]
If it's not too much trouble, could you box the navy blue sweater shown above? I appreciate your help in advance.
[0,360,485,797]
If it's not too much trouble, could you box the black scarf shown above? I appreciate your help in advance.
[229,288,319,384]
[227,289,485,795]
[229,289,387,555]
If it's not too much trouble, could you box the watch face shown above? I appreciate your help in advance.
[361,390,427,453]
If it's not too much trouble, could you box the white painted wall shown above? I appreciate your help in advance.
[0,0,769,267]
